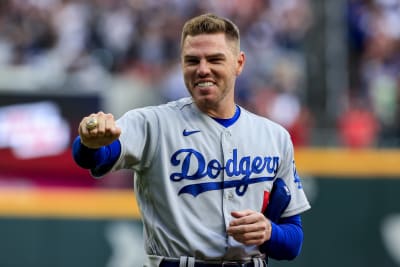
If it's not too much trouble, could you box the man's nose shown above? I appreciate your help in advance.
[197,60,211,76]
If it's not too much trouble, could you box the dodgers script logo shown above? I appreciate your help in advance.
[170,148,279,197]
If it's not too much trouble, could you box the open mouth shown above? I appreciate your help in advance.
[195,81,215,88]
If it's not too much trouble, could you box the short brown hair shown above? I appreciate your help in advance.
[181,13,240,51]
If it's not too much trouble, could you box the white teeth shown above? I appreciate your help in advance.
[197,82,214,87]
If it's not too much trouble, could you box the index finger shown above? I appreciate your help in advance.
[229,210,258,226]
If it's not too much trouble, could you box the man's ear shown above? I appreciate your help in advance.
[236,51,245,76]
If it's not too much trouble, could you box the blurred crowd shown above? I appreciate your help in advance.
[343,0,400,147]
[0,0,314,146]
[0,0,398,147]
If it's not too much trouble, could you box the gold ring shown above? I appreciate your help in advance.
[86,117,98,130]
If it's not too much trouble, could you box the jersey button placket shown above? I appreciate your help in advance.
[221,129,235,231]
[225,191,234,200]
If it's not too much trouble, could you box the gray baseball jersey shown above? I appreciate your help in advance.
[108,97,310,260]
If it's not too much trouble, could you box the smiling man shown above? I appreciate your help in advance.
[72,13,310,267]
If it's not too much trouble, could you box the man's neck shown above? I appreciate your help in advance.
[197,101,237,119]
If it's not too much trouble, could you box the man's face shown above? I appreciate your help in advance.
[181,33,245,114]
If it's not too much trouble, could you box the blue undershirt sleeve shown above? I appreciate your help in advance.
[72,136,121,176]
[260,214,304,260]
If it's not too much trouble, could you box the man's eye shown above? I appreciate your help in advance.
[185,59,198,65]
[210,58,223,63]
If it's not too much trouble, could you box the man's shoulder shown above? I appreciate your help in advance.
[165,97,194,110]
[128,97,193,115]
[140,97,193,111]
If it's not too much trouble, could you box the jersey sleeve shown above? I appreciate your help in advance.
[111,108,160,173]
[275,132,311,217]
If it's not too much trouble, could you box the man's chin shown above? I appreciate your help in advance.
[194,96,218,109]
[195,96,214,104]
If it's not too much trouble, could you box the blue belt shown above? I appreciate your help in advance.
[159,259,266,267]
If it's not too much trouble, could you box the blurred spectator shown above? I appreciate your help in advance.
[338,96,380,148]
[347,0,400,147]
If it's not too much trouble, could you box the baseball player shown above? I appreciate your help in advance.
[73,13,310,267]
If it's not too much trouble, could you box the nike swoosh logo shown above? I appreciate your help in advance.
[183,129,201,136]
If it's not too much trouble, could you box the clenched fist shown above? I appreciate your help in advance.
[79,111,121,149]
